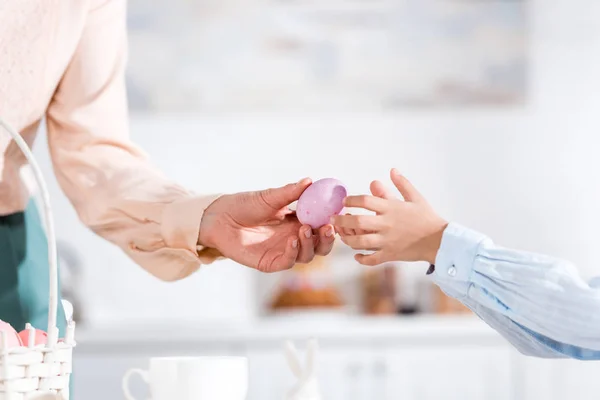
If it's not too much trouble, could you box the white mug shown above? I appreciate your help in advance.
[122,356,248,400]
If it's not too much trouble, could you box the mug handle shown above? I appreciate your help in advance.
[122,368,149,400]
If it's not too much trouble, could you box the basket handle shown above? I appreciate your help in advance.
[0,117,59,347]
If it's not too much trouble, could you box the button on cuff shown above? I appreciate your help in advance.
[429,223,489,297]
[447,266,457,277]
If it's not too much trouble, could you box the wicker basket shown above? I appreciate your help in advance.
[0,118,76,400]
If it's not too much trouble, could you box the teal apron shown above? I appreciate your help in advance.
[0,201,67,333]
[0,201,71,393]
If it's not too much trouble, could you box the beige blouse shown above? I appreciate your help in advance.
[0,0,221,280]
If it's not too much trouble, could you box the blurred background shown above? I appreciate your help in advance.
[31,0,600,398]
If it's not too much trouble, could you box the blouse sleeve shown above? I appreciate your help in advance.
[46,0,222,281]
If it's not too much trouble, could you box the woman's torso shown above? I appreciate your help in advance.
[0,0,92,215]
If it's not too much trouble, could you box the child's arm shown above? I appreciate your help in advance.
[332,169,600,359]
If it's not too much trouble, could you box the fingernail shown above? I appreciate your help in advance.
[292,239,298,248]
[325,228,333,237]
[304,229,312,239]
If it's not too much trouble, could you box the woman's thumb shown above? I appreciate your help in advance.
[260,178,312,210]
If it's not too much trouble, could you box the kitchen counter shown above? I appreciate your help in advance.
[70,314,600,400]
[74,314,502,350]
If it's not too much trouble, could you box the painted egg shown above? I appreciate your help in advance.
[18,326,47,347]
[296,178,347,229]
[0,320,23,348]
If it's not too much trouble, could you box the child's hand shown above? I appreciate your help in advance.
[332,169,448,266]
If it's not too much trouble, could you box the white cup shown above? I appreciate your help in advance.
[122,356,248,400]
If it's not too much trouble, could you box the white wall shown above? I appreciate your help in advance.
[33,0,600,326]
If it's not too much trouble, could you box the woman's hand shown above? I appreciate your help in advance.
[198,179,336,272]
[332,169,448,266]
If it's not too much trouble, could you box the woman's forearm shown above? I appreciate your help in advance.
[45,0,223,280]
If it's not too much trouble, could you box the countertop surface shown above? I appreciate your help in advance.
[74,314,502,348]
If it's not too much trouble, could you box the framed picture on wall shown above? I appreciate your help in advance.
[126,0,528,112]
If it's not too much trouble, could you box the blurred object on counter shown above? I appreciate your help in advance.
[398,305,418,315]
[270,256,344,310]
[396,262,420,315]
[413,278,470,315]
[361,264,397,315]
[435,286,471,314]
[416,279,437,314]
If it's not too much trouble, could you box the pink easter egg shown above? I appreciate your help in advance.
[18,327,48,347]
[0,320,23,348]
[296,178,347,229]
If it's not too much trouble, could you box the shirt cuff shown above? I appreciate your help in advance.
[161,194,224,264]
[429,222,489,298]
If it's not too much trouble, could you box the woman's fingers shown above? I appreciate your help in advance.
[315,224,335,256]
[269,236,299,272]
[340,234,384,251]
[297,225,316,263]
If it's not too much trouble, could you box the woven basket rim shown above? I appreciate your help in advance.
[0,117,60,345]
[0,118,74,399]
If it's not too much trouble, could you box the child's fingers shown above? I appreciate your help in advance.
[390,169,424,203]
[331,214,383,232]
[370,180,395,200]
[339,228,368,236]
[340,233,383,251]
[332,214,355,236]
[336,214,356,236]
[355,252,385,266]
[343,228,355,236]
[334,225,347,235]
[344,195,388,213]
